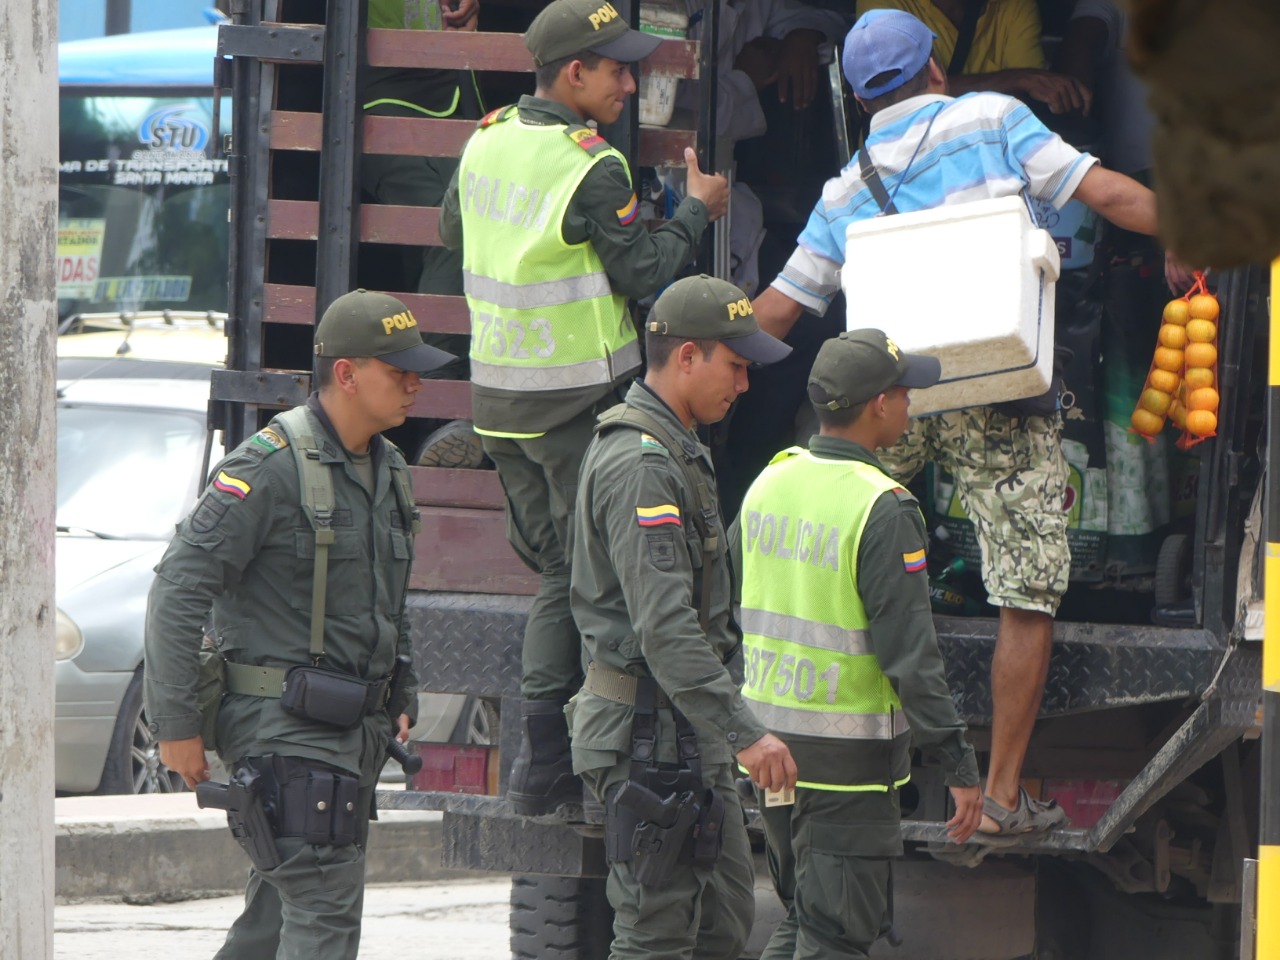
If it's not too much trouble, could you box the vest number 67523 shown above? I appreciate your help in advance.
[744,645,840,706]
[475,314,556,360]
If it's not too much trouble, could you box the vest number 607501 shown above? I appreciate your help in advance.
[745,645,840,705]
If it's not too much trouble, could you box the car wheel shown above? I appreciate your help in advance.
[450,696,499,746]
[94,667,187,795]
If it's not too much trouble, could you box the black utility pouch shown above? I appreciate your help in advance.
[300,770,359,845]
[279,665,370,728]
[273,757,361,846]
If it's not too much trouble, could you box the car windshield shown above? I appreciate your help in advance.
[57,405,206,539]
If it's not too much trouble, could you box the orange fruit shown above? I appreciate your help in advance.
[1184,367,1215,390]
[1188,294,1219,321]
[1131,408,1165,435]
[1188,387,1219,412]
[1140,388,1173,416]
[1185,409,1217,437]
[1162,299,1191,326]
[1185,319,1216,343]
[1153,347,1185,372]
[1185,342,1217,368]
[1169,401,1188,429]
[1148,369,1180,394]
[1158,324,1188,349]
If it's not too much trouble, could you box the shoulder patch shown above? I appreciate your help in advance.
[892,486,918,506]
[639,432,667,455]
[212,470,251,500]
[249,426,288,454]
[616,192,639,226]
[636,503,681,528]
[566,124,609,155]
[902,548,927,573]
[479,105,516,128]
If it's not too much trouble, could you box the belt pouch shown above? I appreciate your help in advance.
[279,665,369,728]
[604,786,641,864]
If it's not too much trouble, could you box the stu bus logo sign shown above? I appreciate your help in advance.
[138,104,209,152]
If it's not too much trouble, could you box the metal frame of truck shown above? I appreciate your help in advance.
[214,2,1266,956]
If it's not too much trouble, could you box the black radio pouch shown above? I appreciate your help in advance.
[279,665,370,729]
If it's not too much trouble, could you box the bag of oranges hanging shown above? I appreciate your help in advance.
[1129,272,1219,445]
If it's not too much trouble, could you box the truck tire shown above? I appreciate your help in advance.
[1154,533,1191,607]
[510,874,614,960]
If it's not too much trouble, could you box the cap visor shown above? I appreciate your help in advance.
[726,329,792,366]
[591,29,663,63]
[897,353,941,389]
[379,342,458,375]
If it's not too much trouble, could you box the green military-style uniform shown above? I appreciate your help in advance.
[735,430,979,958]
[144,395,419,960]
[570,381,763,960]
[437,78,712,815]
[440,93,710,441]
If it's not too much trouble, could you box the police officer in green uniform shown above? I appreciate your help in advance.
[733,329,984,960]
[569,275,795,959]
[143,290,454,959]
[439,0,730,816]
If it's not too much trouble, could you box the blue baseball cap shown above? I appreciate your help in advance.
[842,9,937,99]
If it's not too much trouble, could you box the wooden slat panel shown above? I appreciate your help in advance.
[410,504,538,595]
[269,200,443,246]
[364,115,476,157]
[366,29,698,79]
[264,284,470,335]
[410,465,504,509]
[361,204,440,246]
[368,28,531,73]
[267,199,319,240]
[271,112,477,158]
[270,110,322,150]
[412,379,472,420]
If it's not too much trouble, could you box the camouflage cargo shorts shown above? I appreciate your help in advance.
[878,407,1070,616]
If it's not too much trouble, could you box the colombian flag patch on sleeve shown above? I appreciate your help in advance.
[213,471,251,500]
[902,548,926,573]
[616,193,639,226]
[636,504,681,528]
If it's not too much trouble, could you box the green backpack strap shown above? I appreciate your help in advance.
[595,403,720,630]
[385,446,422,537]
[275,407,335,663]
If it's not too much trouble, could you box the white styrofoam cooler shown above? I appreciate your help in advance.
[842,195,1061,417]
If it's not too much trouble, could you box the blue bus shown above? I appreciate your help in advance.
[57,26,230,325]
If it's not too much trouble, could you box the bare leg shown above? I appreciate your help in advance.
[982,607,1052,828]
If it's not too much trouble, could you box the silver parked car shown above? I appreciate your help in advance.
[55,322,225,793]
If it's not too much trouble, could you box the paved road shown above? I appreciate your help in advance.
[56,879,511,960]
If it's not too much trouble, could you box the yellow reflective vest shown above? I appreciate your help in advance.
[739,447,913,792]
[456,106,640,427]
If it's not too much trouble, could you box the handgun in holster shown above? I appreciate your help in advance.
[613,780,702,888]
[196,764,282,872]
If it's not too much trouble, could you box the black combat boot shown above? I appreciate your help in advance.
[508,699,579,816]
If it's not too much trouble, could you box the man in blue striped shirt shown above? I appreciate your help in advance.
[753,9,1167,838]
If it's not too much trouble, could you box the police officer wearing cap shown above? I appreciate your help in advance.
[732,329,983,960]
[569,275,795,959]
[144,290,455,958]
[439,0,731,816]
